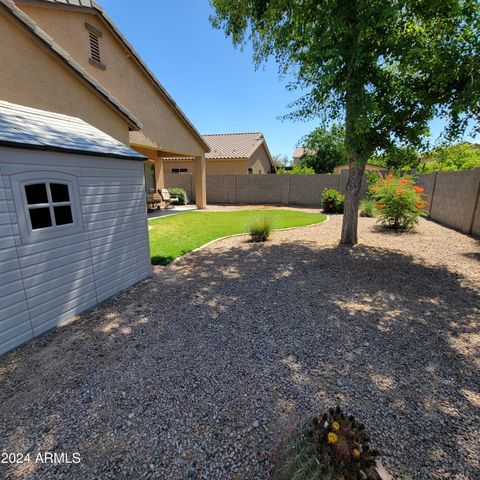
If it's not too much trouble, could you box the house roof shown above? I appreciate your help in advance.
[0,100,146,160]
[203,133,267,159]
[162,132,275,168]
[293,147,305,158]
[16,0,210,152]
[0,0,142,131]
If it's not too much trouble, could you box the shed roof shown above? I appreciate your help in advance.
[16,0,210,152]
[0,101,146,160]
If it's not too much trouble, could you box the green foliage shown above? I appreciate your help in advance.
[210,0,480,243]
[300,124,346,173]
[370,174,426,230]
[249,216,272,242]
[370,147,421,171]
[277,164,316,175]
[418,143,480,173]
[149,210,326,264]
[167,188,189,205]
[364,171,382,190]
[273,154,291,169]
[321,189,345,214]
[272,407,379,480]
[359,198,378,218]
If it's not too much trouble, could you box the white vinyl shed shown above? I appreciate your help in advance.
[0,101,151,355]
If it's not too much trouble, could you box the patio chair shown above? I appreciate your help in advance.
[158,188,178,208]
[146,189,162,212]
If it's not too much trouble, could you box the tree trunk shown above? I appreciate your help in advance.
[340,161,366,245]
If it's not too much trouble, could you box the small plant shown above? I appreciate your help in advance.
[273,407,380,480]
[359,198,378,218]
[369,173,426,230]
[167,187,189,205]
[249,217,272,242]
[321,188,345,213]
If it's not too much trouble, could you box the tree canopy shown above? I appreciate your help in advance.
[299,124,346,173]
[210,0,480,244]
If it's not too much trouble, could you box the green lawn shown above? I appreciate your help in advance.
[148,209,326,265]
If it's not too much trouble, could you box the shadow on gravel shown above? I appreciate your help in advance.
[0,242,479,479]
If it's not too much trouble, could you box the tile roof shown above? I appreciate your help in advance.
[293,147,305,158]
[203,132,265,159]
[16,0,209,152]
[0,100,146,160]
[0,0,141,130]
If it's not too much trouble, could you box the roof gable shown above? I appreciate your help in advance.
[0,100,146,160]
[15,0,209,152]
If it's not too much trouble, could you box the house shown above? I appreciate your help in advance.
[292,147,305,165]
[333,163,386,174]
[2,0,209,207]
[164,132,276,174]
[0,101,151,355]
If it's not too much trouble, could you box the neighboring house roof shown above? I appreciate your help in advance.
[0,100,146,160]
[203,132,267,160]
[16,0,210,152]
[162,132,275,167]
[293,147,305,159]
[0,0,141,131]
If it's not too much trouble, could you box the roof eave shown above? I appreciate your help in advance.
[0,0,142,131]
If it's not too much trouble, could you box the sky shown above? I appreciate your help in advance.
[100,0,478,160]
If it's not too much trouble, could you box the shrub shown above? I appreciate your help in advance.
[321,188,345,213]
[359,198,378,217]
[167,188,189,205]
[272,407,380,480]
[249,217,272,242]
[369,173,426,229]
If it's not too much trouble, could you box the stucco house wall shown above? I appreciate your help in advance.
[18,3,206,157]
[0,11,130,144]
[248,144,274,174]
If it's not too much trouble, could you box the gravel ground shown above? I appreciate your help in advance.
[0,215,479,480]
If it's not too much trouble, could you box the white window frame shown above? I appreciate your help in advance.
[11,171,84,244]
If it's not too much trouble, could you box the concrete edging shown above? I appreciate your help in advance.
[169,214,330,264]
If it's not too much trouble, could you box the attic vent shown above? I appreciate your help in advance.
[85,22,105,70]
[89,32,101,63]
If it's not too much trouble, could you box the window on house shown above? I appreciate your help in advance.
[86,23,105,69]
[171,168,188,174]
[144,163,156,193]
[248,168,253,174]
[24,182,73,230]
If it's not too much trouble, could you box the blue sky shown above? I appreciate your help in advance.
[101,0,478,159]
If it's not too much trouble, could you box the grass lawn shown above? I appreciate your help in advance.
[148,209,326,265]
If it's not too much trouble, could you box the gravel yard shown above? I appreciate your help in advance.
[0,215,479,480]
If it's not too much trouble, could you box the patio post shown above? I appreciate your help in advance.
[194,154,207,209]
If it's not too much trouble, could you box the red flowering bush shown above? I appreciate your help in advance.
[369,174,426,229]
[321,188,345,213]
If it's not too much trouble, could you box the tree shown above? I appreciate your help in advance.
[272,153,290,169]
[370,146,421,171]
[277,164,315,174]
[300,124,346,173]
[209,0,480,244]
[418,142,480,172]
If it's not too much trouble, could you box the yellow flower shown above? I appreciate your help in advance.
[327,432,338,444]
[331,421,340,432]
[352,448,361,459]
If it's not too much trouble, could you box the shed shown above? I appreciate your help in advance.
[0,101,150,355]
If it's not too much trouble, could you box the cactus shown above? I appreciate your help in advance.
[272,408,380,480]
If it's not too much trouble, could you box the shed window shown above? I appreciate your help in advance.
[24,182,73,230]
[171,168,188,174]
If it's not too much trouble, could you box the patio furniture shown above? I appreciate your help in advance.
[158,188,178,208]
[146,191,162,211]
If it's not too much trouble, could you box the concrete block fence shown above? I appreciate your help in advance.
[165,169,480,236]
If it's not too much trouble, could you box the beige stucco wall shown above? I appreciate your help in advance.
[248,143,273,174]
[164,158,249,174]
[0,11,130,144]
[333,164,385,174]
[19,4,206,157]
